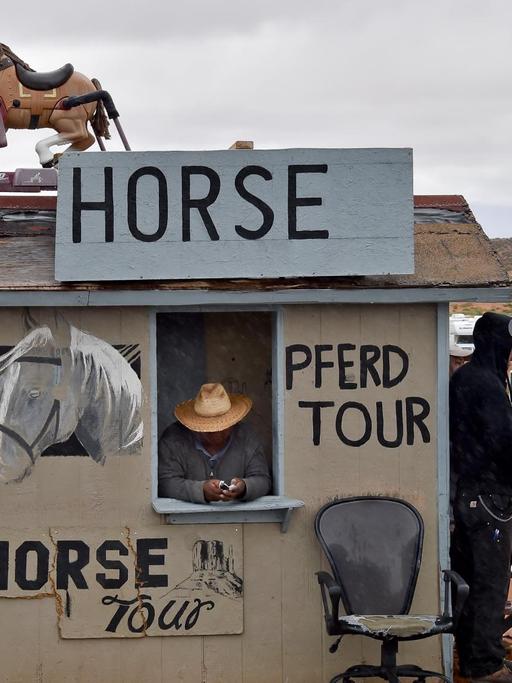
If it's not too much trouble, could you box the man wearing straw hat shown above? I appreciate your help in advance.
[449,343,472,378]
[158,383,271,503]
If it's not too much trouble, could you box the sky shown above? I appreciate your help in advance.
[2,0,511,236]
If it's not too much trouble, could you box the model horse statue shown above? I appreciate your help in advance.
[0,43,127,168]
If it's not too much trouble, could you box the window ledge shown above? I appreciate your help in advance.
[153,495,304,532]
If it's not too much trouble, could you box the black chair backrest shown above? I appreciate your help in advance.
[315,497,423,615]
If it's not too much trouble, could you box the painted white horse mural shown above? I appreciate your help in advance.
[0,316,143,483]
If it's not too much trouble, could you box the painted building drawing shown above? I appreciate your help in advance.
[0,312,143,483]
[174,540,243,599]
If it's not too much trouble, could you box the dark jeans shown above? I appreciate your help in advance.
[451,488,512,678]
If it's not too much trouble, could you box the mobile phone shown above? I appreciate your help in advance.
[219,480,230,491]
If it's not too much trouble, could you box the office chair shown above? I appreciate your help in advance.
[315,496,468,683]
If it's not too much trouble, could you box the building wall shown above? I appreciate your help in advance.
[0,303,440,683]
[282,304,440,681]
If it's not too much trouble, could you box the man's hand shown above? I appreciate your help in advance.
[219,478,246,500]
[203,479,223,502]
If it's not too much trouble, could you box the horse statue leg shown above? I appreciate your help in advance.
[36,110,95,167]
[35,132,70,167]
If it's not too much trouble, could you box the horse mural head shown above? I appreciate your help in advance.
[0,42,111,166]
[0,316,143,483]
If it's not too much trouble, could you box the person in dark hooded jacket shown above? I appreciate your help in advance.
[451,312,512,682]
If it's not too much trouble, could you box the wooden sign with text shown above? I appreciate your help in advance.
[0,527,243,638]
[55,148,413,281]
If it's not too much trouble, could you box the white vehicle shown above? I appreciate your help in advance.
[449,314,481,352]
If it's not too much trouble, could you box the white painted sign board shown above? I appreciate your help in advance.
[0,526,243,638]
[55,149,413,281]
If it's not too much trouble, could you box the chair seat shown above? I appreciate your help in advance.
[339,614,452,638]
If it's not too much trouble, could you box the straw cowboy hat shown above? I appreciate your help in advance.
[174,383,252,432]
[449,344,472,358]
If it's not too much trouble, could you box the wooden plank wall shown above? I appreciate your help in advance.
[0,304,440,682]
[282,304,440,680]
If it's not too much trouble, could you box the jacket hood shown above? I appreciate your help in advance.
[471,312,512,380]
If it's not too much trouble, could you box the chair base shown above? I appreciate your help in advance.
[330,663,450,683]
[329,638,451,683]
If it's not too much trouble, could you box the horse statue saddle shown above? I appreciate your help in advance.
[15,62,74,91]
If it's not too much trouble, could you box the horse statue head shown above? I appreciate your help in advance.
[0,312,143,483]
[0,42,112,166]
[0,43,33,70]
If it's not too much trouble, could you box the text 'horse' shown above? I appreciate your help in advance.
[0,323,143,483]
[0,43,114,167]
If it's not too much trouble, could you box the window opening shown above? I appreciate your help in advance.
[152,309,303,530]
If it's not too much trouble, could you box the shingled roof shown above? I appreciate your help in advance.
[0,193,507,291]
[491,238,512,281]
